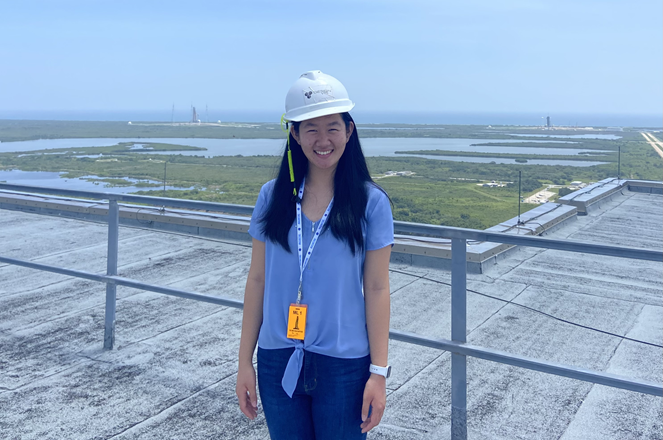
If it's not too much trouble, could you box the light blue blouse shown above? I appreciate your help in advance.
[248,179,394,397]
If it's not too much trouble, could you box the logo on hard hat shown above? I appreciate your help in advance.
[303,87,334,102]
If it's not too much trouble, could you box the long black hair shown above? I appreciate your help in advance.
[260,112,387,255]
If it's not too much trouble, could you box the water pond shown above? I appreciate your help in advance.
[0,137,609,167]
[506,134,621,140]
[0,170,193,194]
[396,154,608,166]
[2,137,594,156]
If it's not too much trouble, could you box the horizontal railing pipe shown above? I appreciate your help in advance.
[0,256,244,309]
[0,183,255,215]
[108,275,245,309]
[0,255,110,284]
[3,253,660,398]
[2,184,660,262]
[1,182,662,423]
[393,221,663,262]
[389,330,663,397]
[1,254,660,397]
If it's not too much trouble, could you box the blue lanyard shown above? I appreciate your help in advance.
[295,178,333,304]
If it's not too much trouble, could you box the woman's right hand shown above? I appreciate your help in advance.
[236,362,259,419]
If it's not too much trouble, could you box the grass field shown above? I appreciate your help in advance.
[375,177,532,228]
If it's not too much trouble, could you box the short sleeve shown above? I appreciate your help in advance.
[248,180,274,242]
[365,186,394,251]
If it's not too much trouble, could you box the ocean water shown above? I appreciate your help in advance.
[0,110,660,128]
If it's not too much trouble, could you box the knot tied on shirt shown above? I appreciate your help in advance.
[281,344,305,397]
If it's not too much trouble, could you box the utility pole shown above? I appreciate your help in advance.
[617,146,621,180]
[518,170,522,225]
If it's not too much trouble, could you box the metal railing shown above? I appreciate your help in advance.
[1,183,662,440]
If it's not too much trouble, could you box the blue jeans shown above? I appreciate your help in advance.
[257,347,371,440]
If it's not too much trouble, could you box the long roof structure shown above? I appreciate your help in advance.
[0,185,661,439]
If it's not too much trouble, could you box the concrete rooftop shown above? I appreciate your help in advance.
[0,189,661,439]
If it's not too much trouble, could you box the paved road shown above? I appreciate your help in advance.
[641,132,663,159]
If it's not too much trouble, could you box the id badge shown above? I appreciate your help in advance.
[287,303,308,340]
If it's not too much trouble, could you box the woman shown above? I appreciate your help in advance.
[236,70,393,440]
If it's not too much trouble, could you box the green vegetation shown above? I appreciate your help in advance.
[0,119,649,142]
[0,120,280,142]
[374,177,537,228]
[558,187,576,197]
[3,142,657,228]
[1,121,660,229]
[369,139,660,184]
[1,147,542,226]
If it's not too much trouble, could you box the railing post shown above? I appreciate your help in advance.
[103,199,119,350]
[451,238,467,440]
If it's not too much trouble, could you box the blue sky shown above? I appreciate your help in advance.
[1,0,661,119]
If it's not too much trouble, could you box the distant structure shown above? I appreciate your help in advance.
[191,107,198,123]
[546,116,551,128]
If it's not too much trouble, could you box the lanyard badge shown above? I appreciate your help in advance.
[287,304,308,340]
[287,178,333,340]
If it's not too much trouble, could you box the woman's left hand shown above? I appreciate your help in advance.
[360,374,387,433]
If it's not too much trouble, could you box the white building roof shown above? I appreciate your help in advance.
[0,187,661,439]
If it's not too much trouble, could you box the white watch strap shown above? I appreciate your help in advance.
[369,363,391,378]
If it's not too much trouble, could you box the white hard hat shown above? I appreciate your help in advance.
[284,70,355,122]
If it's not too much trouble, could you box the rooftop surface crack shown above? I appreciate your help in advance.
[74,353,115,364]
[0,234,152,272]
[496,249,547,278]
[388,269,430,297]
[123,306,234,349]
[3,359,91,393]
[377,423,431,435]
[506,282,660,306]
[469,283,530,334]
[0,232,153,267]
[115,221,252,249]
[388,351,448,394]
[557,334,629,440]
[106,367,237,439]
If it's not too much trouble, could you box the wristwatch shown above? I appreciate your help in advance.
[369,363,391,378]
